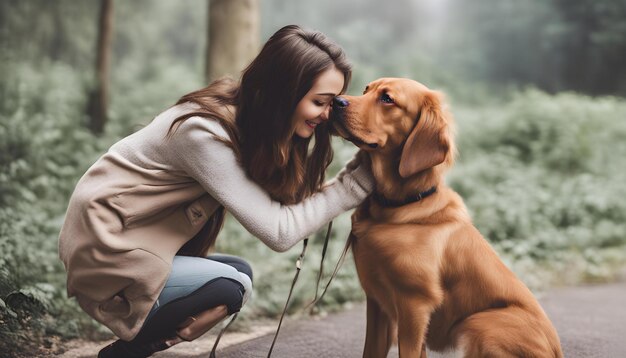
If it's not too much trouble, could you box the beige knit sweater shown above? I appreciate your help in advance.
[58,102,374,340]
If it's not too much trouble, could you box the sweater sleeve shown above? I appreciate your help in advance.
[165,116,374,252]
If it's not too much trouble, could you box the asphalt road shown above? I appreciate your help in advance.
[154,280,626,358]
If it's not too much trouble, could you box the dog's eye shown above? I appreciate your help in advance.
[380,93,394,104]
[363,85,369,94]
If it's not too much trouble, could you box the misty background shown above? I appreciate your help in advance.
[1,0,625,356]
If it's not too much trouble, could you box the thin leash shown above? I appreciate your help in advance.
[266,232,310,357]
[209,220,350,357]
[268,220,352,356]
[305,227,352,312]
[309,220,333,306]
[209,313,238,358]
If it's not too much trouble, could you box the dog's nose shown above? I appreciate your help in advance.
[333,96,349,109]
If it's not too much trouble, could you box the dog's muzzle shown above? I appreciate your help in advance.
[329,96,349,136]
[333,96,349,109]
[330,96,379,149]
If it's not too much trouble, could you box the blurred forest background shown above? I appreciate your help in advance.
[1,0,625,356]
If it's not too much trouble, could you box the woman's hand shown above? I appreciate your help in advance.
[335,150,375,195]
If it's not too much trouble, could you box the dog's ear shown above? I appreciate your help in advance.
[398,91,450,178]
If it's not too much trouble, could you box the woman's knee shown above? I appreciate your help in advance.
[207,254,254,283]
[236,270,252,306]
[207,277,247,314]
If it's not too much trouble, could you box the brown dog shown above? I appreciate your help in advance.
[330,78,563,358]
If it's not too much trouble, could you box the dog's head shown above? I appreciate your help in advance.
[331,78,455,178]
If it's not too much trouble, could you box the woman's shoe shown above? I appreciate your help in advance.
[97,337,173,358]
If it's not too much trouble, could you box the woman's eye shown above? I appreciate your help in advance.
[380,93,394,104]
[313,100,327,107]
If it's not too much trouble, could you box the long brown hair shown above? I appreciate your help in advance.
[167,25,352,257]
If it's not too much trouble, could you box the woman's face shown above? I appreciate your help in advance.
[292,66,345,138]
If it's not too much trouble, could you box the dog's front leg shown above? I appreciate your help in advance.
[397,298,432,358]
[363,297,394,358]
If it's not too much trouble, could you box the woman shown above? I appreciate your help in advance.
[57,25,374,357]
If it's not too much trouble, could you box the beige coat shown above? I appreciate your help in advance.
[57,102,373,340]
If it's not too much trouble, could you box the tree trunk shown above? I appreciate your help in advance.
[205,0,259,83]
[87,0,113,135]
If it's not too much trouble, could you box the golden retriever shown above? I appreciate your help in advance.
[330,78,563,358]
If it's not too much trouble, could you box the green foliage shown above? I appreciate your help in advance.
[448,90,626,288]
[0,61,111,357]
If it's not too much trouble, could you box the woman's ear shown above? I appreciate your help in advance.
[398,91,450,178]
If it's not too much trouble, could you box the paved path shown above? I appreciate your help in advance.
[151,280,626,358]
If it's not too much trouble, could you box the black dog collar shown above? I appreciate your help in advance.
[373,186,437,207]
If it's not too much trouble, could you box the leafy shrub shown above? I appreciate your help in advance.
[449,89,626,288]
[0,61,109,357]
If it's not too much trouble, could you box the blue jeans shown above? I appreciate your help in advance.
[131,253,253,343]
